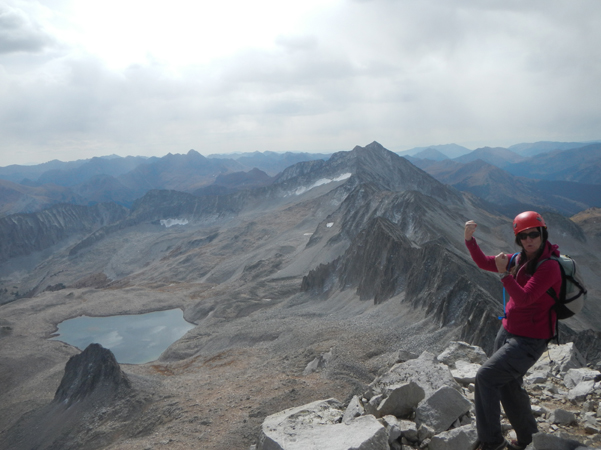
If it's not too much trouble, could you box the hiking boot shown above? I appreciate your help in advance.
[507,440,528,450]
[477,439,507,450]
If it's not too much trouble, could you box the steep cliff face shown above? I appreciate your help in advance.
[402,241,503,354]
[306,182,468,265]
[337,217,416,303]
[302,216,504,353]
[0,202,128,264]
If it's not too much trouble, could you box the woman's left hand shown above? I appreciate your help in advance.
[495,252,509,273]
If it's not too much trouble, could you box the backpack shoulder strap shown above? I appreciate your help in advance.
[535,256,564,301]
[535,256,554,269]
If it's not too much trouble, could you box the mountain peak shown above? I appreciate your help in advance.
[413,148,449,161]
[350,141,386,155]
[341,142,461,204]
[364,141,386,151]
[187,149,205,159]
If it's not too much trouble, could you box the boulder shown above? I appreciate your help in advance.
[380,415,402,444]
[303,348,334,375]
[437,341,488,369]
[398,419,418,442]
[374,381,425,418]
[427,424,478,450]
[342,395,365,424]
[415,386,472,434]
[365,395,383,416]
[418,423,435,442]
[396,349,419,363]
[532,432,584,450]
[450,360,481,385]
[259,398,389,450]
[532,405,548,417]
[549,409,578,426]
[369,351,460,399]
[531,343,586,377]
[568,380,596,403]
[525,370,549,385]
[581,412,600,435]
[564,368,601,389]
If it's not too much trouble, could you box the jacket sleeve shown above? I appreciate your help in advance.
[501,259,562,306]
[465,238,499,273]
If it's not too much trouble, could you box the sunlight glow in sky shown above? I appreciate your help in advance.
[68,0,337,69]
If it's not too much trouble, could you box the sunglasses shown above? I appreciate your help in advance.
[518,230,541,240]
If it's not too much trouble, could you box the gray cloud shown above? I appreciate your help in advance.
[0,4,54,54]
[0,0,600,164]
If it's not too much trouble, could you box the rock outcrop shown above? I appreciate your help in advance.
[259,399,390,450]
[258,341,601,450]
[53,343,131,406]
[0,344,165,450]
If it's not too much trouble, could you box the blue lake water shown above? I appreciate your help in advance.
[50,309,196,364]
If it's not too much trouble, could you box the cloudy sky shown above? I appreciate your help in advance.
[1,0,600,166]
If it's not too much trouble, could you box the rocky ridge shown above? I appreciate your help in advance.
[0,202,128,265]
[259,341,601,450]
[302,215,521,354]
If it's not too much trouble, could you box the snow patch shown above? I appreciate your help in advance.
[294,173,352,196]
[326,222,334,228]
[160,218,189,228]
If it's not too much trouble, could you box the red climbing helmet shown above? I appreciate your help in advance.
[513,211,546,235]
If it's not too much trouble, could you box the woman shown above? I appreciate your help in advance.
[464,211,562,450]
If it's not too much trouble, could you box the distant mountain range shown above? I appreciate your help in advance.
[507,140,601,157]
[407,142,601,216]
[0,150,330,216]
[399,140,600,158]
[0,141,599,218]
[397,143,472,159]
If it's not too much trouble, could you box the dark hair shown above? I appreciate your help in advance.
[511,227,548,275]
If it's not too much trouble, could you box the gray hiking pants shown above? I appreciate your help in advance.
[475,326,547,445]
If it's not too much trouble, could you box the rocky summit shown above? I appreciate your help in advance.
[258,341,601,450]
[0,143,600,449]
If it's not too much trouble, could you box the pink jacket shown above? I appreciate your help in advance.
[466,238,562,339]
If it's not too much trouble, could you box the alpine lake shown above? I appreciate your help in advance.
[50,309,196,364]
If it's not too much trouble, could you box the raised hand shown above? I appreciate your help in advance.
[464,220,477,241]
